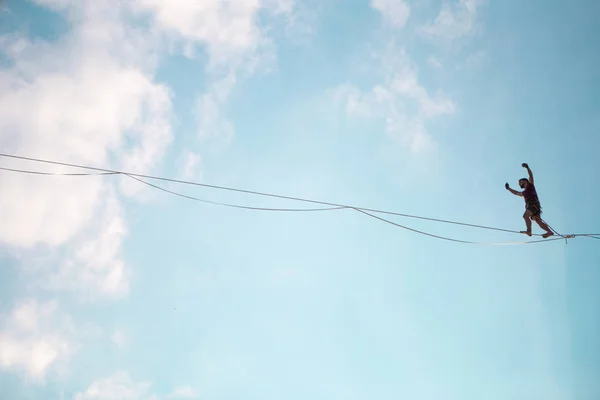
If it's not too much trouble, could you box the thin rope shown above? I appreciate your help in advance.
[0,166,119,176]
[0,165,347,212]
[125,174,348,212]
[539,218,571,242]
[120,174,584,245]
[355,208,564,245]
[581,235,600,240]
[125,175,573,246]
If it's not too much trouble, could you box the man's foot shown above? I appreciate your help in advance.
[520,230,532,236]
[542,231,554,238]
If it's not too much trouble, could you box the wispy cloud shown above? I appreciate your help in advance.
[277,0,321,44]
[460,49,488,69]
[131,0,299,146]
[0,300,76,381]
[420,0,485,43]
[331,4,456,155]
[333,45,454,154]
[428,56,444,69]
[167,386,198,399]
[50,194,130,301]
[73,371,151,400]
[110,329,127,349]
[73,371,198,400]
[132,0,272,70]
[178,151,203,181]
[195,72,238,143]
[371,0,411,29]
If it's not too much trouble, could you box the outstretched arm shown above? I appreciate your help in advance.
[505,183,523,196]
[522,163,534,185]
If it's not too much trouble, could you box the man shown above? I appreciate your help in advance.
[505,163,554,238]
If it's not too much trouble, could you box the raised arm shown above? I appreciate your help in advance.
[522,163,534,185]
[505,183,523,196]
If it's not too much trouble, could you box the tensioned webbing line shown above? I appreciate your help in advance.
[125,174,566,245]
[0,167,346,212]
[1,165,562,246]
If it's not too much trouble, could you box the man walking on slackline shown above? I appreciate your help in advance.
[505,163,554,238]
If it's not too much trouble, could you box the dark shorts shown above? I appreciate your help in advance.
[526,199,542,217]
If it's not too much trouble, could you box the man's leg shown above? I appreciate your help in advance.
[532,215,554,238]
[521,210,533,236]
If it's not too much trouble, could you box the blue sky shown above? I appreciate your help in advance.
[0,0,599,399]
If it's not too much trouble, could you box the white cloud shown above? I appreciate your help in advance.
[427,56,443,69]
[0,300,76,381]
[332,84,376,118]
[178,151,203,181]
[111,330,127,348]
[131,0,266,69]
[0,0,172,302]
[130,0,301,67]
[264,0,295,15]
[371,0,411,28]
[73,371,151,400]
[0,1,173,383]
[420,0,485,43]
[461,49,487,69]
[167,386,198,399]
[333,47,454,154]
[42,193,130,301]
[387,61,455,118]
[130,0,295,146]
[73,372,198,400]
[195,73,237,143]
[276,0,319,43]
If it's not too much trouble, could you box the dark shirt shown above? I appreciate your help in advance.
[523,183,539,203]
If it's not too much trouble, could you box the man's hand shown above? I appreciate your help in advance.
[522,163,534,184]
[506,184,523,196]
